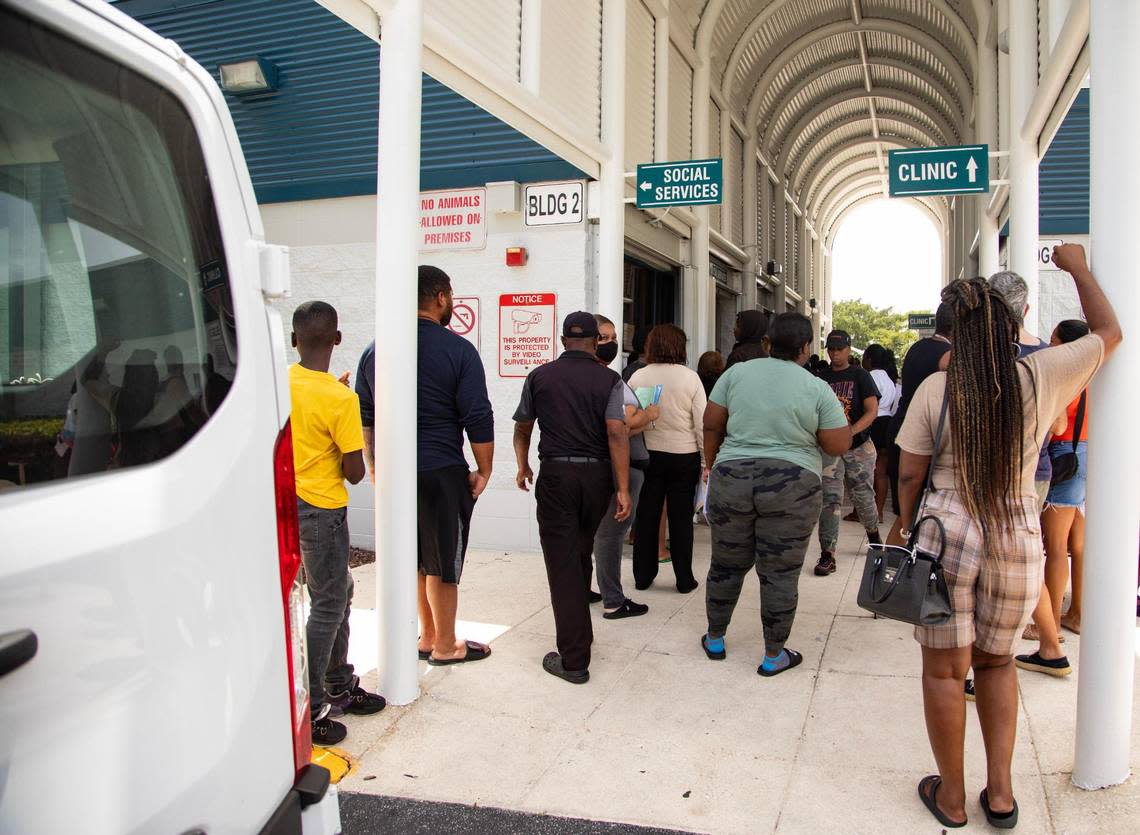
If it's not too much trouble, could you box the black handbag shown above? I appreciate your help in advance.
[1049,391,1086,486]
[857,392,953,626]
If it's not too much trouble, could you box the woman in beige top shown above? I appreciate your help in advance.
[893,245,1119,830]
[628,324,707,593]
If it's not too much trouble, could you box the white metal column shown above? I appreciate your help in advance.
[774,194,788,311]
[598,0,625,359]
[976,0,1001,279]
[374,0,422,705]
[1009,0,1041,330]
[692,54,713,356]
[742,138,759,310]
[1073,0,1139,790]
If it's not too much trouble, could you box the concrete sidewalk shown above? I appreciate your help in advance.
[336,520,1140,834]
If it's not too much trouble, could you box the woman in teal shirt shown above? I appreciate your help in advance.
[700,313,851,675]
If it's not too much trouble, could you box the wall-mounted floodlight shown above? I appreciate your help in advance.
[218,58,278,94]
[766,260,784,276]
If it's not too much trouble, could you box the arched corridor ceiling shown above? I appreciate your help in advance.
[690,0,981,247]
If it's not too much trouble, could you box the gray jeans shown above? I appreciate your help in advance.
[592,466,645,608]
[298,498,356,715]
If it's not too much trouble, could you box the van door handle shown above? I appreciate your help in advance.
[0,630,37,677]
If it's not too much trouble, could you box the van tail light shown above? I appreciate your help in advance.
[273,420,312,776]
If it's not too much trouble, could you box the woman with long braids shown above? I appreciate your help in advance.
[893,244,1119,829]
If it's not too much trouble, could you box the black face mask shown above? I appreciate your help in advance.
[596,341,619,364]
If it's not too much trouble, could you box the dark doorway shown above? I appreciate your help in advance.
[622,255,678,353]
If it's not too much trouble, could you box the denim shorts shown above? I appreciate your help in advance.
[1046,441,1088,507]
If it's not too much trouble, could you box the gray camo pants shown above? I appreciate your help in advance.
[818,439,879,552]
[705,458,823,656]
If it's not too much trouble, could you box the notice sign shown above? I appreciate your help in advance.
[419,187,486,251]
[447,296,480,350]
[499,293,556,378]
[525,182,584,226]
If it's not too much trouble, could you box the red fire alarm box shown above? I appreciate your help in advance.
[505,246,528,267]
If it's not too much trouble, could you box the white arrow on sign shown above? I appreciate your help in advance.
[966,156,978,183]
[640,181,652,191]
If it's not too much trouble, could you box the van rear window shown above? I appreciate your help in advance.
[0,8,236,491]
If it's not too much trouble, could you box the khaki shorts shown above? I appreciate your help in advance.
[1035,480,1050,515]
[913,490,1044,656]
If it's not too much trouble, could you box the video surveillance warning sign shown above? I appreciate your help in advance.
[499,293,556,378]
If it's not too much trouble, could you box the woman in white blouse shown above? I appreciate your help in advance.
[863,344,900,520]
[628,324,707,594]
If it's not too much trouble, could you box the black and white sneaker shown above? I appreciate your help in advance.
[814,551,837,576]
[603,599,649,620]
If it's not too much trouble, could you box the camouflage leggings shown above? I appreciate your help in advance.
[705,459,823,656]
[817,439,879,552]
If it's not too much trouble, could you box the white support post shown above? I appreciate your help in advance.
[653,7,670,163]
[1008,0,1041,332]
[775,194,788,311]
[742,137,759,310]
[977,1,1001,278]
[797,213,809,313]
[760,167,772,283]
[374,0,422,706]
[598,0,626,355]
[1073,0,1139,790]
[519,0,542,94]
[692,57,712,357]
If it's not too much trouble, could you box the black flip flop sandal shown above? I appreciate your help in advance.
[756,648,803,677]
[418,649,431,661]
[917,775,967,828]
[980,789,1018,829]
[701,634,726,660]
[427,640,491,666]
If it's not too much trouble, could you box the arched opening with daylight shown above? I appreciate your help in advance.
[830,198,942,322]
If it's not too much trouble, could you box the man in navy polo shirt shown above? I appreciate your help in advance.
[512,312,631,685]
[356,265,495,667]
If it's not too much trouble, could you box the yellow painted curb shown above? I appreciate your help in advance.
[311,746,355,784]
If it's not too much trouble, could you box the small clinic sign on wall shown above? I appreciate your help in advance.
[499,293,556,377]
[419,187,486,251]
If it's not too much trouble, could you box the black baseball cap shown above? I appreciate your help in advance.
[825,329,851,349]
[563,311,599,338]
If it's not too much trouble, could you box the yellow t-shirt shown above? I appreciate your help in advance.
[289,363,365,509]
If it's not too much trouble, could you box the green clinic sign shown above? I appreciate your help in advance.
[888,144,989,197]
[636,158,723,208]
[908,313,937,330]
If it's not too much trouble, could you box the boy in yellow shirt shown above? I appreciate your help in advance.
[289,301,385,746]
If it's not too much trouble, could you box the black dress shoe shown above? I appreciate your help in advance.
[676,579,699,594]
[542,651,589,684]
[587,590,603,603]
[634,580,652,591]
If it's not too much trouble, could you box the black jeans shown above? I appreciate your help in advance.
[633,450,702,590]
[535,460,614,672]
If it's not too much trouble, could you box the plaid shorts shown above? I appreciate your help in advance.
[913,489,1044,655]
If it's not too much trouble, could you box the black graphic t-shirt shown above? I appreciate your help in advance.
[818,365,880,448]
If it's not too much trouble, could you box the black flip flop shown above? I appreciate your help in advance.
[756,648,803,677]
[980,788,1018,829]
[427,640,491,666]
[917,775,967,828]
[701,634,726,660]
[418,650,431,661]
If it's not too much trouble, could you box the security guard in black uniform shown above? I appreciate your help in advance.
[512,312,631,684]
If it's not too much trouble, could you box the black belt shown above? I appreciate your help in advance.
[547,456,605,464]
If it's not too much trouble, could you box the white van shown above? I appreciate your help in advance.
[0,0,340,832]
